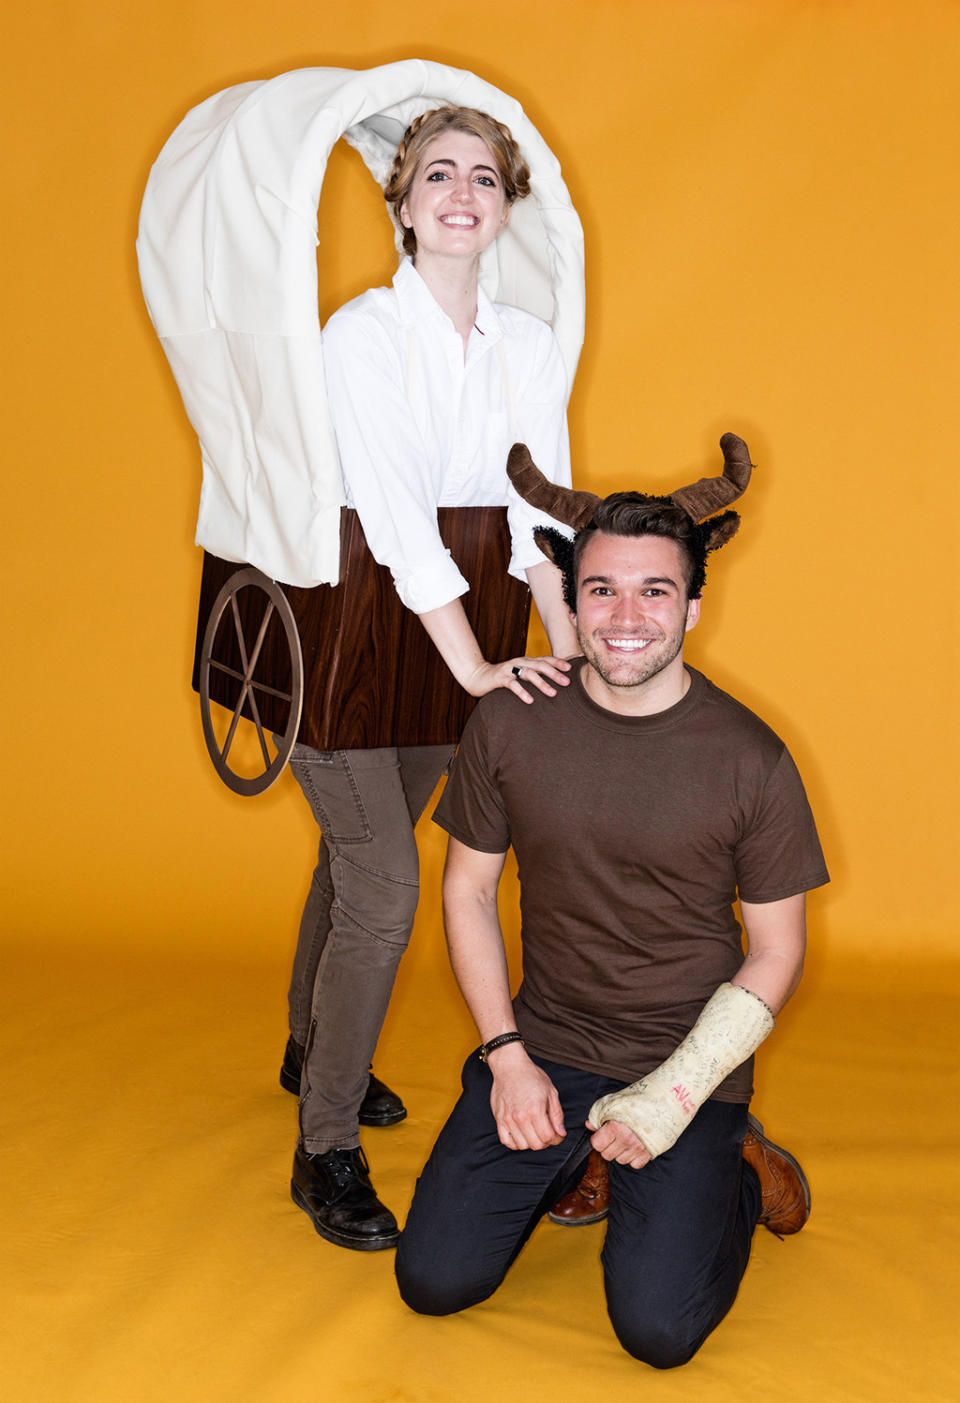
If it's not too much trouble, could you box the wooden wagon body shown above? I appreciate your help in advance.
[137,62,583,791]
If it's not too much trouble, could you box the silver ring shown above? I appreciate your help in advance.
[512,665,524,678]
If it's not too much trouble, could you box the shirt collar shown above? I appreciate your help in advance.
[474,280,502,341]
[392,258,503,346]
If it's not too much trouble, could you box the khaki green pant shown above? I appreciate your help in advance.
[286,743,453,1151]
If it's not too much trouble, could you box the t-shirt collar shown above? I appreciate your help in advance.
[570,662,706,732]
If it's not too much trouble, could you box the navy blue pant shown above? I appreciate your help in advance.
[396,1051,761,1368]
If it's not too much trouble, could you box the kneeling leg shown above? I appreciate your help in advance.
[602,1101,757,1368]
[397,1054,593,1315]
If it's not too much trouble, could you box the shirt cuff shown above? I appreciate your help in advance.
[508,513,574,580]
[509,538,549,580]
[394,548,470,614]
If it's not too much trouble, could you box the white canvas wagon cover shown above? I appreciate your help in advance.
[137,60,585,587]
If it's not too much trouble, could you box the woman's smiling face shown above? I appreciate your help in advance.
[400,130,509,262]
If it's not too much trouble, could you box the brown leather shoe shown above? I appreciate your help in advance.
[742,1114,811,1236]
[548,1150,610,1225]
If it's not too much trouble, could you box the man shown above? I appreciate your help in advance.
[394,437,829,1367]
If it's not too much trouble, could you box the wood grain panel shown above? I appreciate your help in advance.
[192,507,532,749]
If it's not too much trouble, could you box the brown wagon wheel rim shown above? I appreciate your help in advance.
[199,568,304,796]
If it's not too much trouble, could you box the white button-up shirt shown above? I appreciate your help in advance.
[322,259,573,614]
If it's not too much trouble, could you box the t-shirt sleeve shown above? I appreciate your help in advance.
[734,747,830,903]
[432,706,512,854]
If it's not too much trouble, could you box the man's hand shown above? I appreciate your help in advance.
[587,1118,652,1170]
[487,1044,566,1151]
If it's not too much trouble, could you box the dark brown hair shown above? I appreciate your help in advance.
[535,496,715,612]
[572,497,708,604]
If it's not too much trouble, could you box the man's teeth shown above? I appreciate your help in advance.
[605,638,652,650]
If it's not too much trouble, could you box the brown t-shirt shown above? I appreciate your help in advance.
[433,665,829,1101]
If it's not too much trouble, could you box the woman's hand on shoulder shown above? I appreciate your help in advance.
[465,656,572,703]
[417,600,574,703]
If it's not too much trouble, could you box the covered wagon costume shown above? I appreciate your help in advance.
[137,63,585,1249]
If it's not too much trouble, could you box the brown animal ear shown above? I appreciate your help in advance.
[532,527,563,566]
[670,433,754,522]
[700,510,741,553]
[507,443,602,530]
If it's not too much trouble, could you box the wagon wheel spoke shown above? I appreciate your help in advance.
[218,678,250,763]
[207,659,244,683]
[216,594,280,767]
[208,657,295,704]
[229,594,251,674]
[242,683,272,770]
[237,599,277,768]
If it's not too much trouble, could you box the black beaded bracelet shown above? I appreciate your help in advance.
[478,1032,525,1063]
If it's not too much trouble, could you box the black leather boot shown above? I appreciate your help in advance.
[279,1036,407,1125]
[279,1036,305,1095]
[358,1071,407,1126]
[290,1144,400,1251]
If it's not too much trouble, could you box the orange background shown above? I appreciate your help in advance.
[3,4,959,1401]
[5,0,957,974]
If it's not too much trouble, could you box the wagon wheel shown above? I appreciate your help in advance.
[199,568,304,795]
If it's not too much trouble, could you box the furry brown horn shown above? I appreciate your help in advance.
[669,433,754,522]
[506,443,602,531]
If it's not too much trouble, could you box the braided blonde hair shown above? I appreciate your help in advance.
[384,106,531,257]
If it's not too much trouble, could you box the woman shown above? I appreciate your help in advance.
[285,106,579,1252]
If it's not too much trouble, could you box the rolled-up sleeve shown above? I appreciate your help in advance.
[505,320,574,578]
[322,311,470,612]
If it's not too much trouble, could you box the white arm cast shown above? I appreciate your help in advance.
[588,983,775,1159]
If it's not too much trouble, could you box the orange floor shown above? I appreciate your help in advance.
[3,931,957,1403]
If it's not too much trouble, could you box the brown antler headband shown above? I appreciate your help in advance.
[506,433,754,528]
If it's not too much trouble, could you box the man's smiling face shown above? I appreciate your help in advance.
[573,531,700,709]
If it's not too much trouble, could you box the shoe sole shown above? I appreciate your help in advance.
[547,1207,609,1226]
[746,1114,812,1216]
[358,1106,407,1127]
[290,1181,401,1252]
[280,1071,407,1126]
